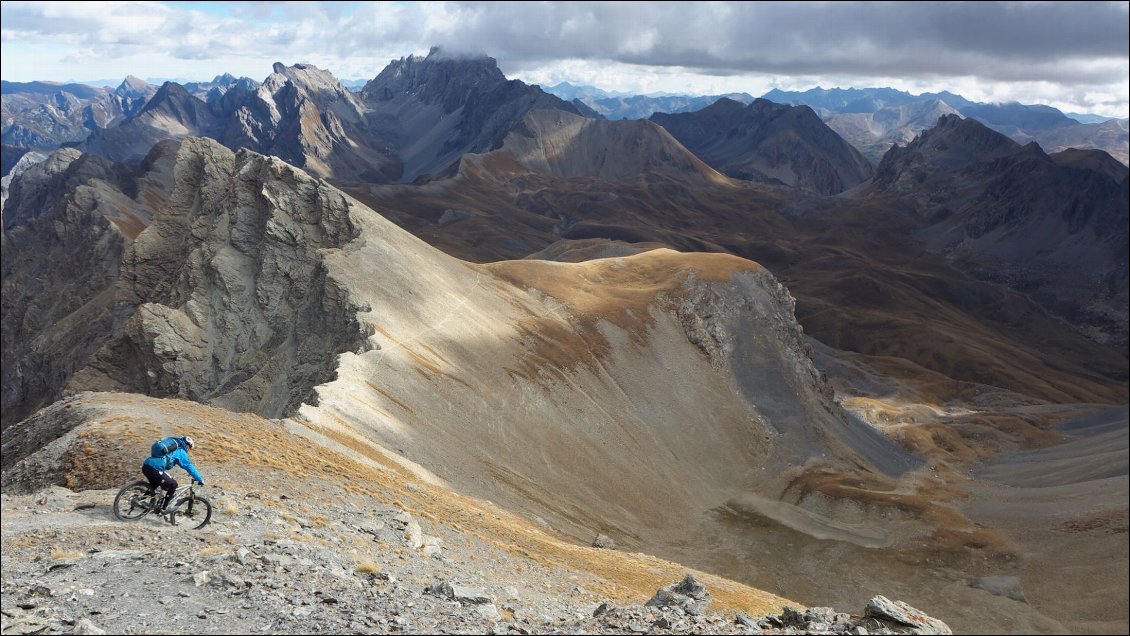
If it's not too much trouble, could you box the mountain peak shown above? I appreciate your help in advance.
[260,62,362,119]
[921,114,1021,155]
[422,45,495,64]
[267,62,348,89]
[651,98,874,194]
[142,81,193,107]
[462,108,727,183]
[115,75,150,97]
[705,96,748,112]
[132,82,213,126]
[361,48,506,109]
[875,114,1030,187]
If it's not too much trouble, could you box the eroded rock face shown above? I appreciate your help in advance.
[1,149,136,428]
[1,148,51,212]
[2,138,372,426]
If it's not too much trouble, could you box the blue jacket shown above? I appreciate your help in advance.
[143,448,204,484]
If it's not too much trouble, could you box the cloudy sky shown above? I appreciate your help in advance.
[2,1,1128,117]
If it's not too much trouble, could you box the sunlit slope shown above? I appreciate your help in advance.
[303,220,914,543]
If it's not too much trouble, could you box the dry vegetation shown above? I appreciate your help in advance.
[781,464,1019,565]
[50,393,796,616]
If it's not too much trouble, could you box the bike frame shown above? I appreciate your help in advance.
[149,482,199,510]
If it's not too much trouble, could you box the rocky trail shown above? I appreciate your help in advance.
[2,469,949,635]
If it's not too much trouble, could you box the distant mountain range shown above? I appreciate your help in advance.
[764,87,1129,164]
[544,83,1128,165]
[546,81,756,121]
[0,74,261,150]
[1,76,156,148]
[8,71,1126,168]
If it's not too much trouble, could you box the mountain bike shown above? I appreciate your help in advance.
[112,480,213,529]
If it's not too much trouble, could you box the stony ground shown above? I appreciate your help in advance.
[1,481,948,635]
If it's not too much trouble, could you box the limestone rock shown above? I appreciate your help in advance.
[405,520,424,548]
[592,533,616,549]
[428,581,495,605]
[865,596,952,635]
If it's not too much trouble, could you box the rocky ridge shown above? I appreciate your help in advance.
[73,51,589,185]
[0,147,49,212]
[822,99,961,163]
[81,64,401,183]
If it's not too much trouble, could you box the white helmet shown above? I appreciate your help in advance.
[183,435,195,450]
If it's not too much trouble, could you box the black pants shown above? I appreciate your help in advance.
[142,464,177,511]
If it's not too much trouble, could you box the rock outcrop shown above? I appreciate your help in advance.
[0,146,49,211]
[2,139,373,427]
[646,574,714,615]
[1,149,135,428]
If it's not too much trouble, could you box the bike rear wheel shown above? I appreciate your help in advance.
[171,495,212,529]
[113,481,157,521]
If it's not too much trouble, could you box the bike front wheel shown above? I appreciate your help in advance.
[171,495,213,529]
[113,481,157,521]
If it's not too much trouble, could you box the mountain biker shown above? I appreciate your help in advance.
[142,436,204,514]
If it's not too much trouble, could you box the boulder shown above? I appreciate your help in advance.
[645,574,713,616]
[865,596,951,635]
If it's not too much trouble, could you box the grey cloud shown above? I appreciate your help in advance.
[1,0,1125,114]
[408,1,1128,87]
